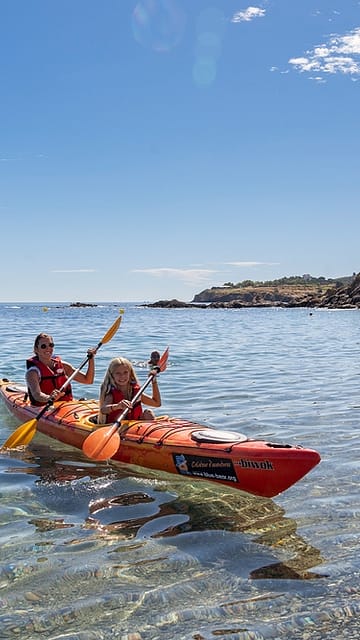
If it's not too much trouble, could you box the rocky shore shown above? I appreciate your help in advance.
[145,273,360,310]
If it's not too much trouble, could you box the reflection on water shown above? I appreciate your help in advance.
[7,440,325,574]
[0,442,327,639]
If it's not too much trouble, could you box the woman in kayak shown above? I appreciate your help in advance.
[26,333,96,405]
[97,356,161,424]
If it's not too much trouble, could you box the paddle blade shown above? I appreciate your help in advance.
[100,313,123,346]
[158,347,169,372]
[82,427,120,461]
[1,419,37,449]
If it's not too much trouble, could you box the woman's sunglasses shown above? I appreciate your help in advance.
[39,343,54,349]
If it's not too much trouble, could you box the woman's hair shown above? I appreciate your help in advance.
[34,333,53,350]
[97,357,138,424]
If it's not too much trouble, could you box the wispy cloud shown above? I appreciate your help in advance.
[231,7,266,23]
[133,263,279,285]
[51,269,96,273]
[270,66,289,74]
[289,27,360,78]
[311,9,341,22]
[0,152,46,162]
[133,268,217,286]
[225,261,280,267]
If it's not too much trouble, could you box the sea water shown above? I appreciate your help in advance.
[0,303,359,639]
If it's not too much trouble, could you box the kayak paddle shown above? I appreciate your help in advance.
[82,347,169,461]
[1,313,124,450]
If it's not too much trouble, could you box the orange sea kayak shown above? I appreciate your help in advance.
[0,378,321,499]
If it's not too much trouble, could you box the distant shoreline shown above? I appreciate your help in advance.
[143,273,360,310]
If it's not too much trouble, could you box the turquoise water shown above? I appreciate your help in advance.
[0,303,359,639]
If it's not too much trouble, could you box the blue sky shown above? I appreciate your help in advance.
[1,0,359,302]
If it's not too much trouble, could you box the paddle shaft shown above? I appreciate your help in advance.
[81,347,169,461]
[30,352,94,420]
[0,355,95,448]
[68,324,119,379]
[114,370,158,427]
[84,371,159,457]
[109,347,168,431]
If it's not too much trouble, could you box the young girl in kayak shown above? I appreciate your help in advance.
[97,356,161,425]
[26,333,96,405]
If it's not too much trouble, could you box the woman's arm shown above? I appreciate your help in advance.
[63,348,96,385]
[26,369,54,404]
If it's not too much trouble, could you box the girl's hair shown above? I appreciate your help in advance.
[34,333,53,350]
[97,357,138,424]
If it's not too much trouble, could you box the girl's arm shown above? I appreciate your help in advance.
[141,377,161,408]
[100,393,132,415]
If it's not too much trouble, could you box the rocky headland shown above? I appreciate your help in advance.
[145,273,360,310]
[70,302,98,307]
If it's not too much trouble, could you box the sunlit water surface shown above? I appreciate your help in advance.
[0,303,359,639]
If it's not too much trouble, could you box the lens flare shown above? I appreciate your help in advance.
[132,0,186,53]
[192,7,226,88]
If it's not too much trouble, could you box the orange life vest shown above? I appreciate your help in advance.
[26,355,73,406]
[106,384,142,423]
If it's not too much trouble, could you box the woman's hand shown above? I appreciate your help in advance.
[49,389,64,402]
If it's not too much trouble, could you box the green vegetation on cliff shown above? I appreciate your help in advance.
[221,275,352,289]
[192,273,358,307]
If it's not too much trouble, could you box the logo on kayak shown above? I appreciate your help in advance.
[235,458,274,470]
[173,454,238,483]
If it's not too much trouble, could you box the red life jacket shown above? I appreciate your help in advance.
[26,355,73,406]
[106,384,142,423]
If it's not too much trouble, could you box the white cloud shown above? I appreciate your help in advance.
[225,261,280,267]
[133,263,280,285]
[231,7,266,23]
[289,27,360,77]
[309,76,326,84]
[133,268,217,286]
[51,269,96,273]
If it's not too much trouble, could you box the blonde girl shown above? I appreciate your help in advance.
[98,357,161,425]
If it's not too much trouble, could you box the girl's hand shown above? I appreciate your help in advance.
[119,399,132,410]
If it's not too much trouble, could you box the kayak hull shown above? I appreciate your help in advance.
[0,378,321,498]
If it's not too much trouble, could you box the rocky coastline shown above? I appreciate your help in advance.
[144,273,360,310]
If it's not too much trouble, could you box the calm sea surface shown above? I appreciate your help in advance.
[0,303,359,639]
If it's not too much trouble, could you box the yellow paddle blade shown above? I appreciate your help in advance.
[100,313,123,346]
[82,428,120,461]
[1,419,37,450]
